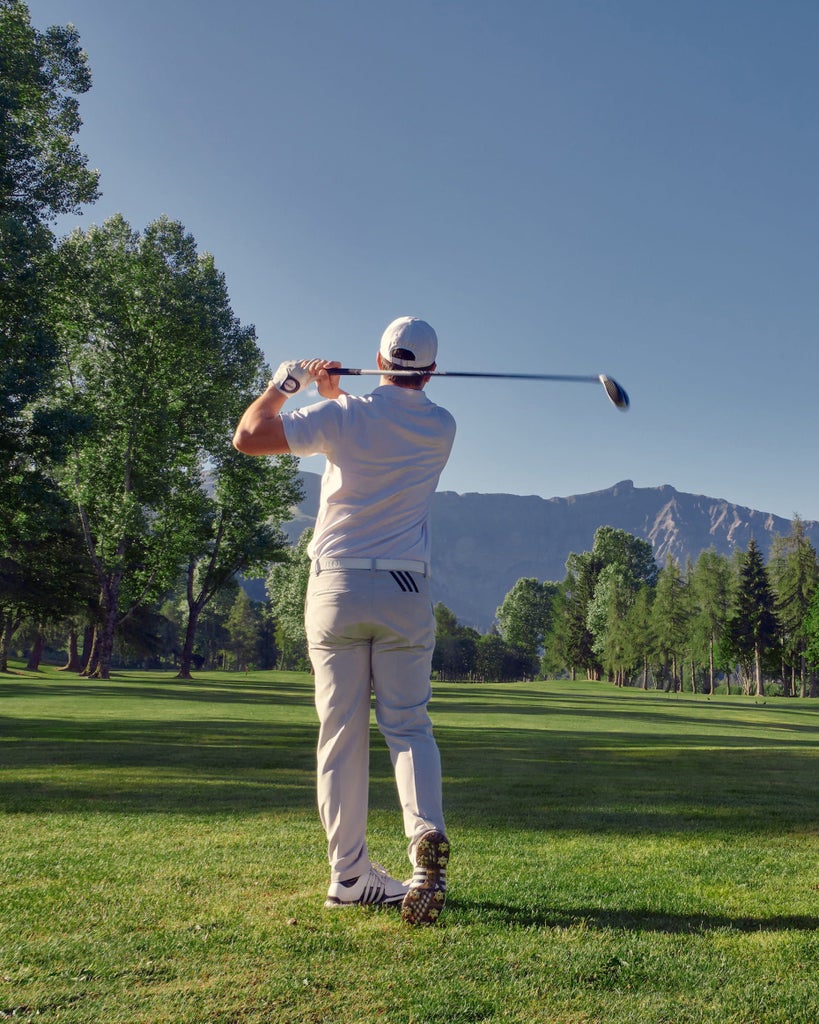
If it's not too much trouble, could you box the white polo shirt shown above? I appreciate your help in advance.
[281,385,456,566]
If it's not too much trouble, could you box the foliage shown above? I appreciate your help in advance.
[723,539,779,697]
[805,584,819,669]
[687,548,733,695]
[495,576,557,661]
[0,1,99,663]
[49,214,271,678]
[651,556,690,690]
[767,517,819,696]
[267,528,313,669]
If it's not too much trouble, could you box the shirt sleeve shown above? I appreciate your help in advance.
[280,398,345,457]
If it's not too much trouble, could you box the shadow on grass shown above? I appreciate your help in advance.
[0,677,315,707]
[3,677,819,834]
[451,899,819,934]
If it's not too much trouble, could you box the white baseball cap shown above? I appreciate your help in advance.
[379,316,438,368]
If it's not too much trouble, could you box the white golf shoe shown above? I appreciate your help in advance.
[324,862,409,909]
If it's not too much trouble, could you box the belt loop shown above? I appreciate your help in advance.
[313,559,321,575]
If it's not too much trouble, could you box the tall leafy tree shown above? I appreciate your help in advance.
[432,602,478,681]
[174,440,302,679]
[651,556,689,691]
[1,1,99,665]
[50,215,267,678]
[267,528,313,670]
[586,563,635,685]
[724,539,778,697]
[591,526,659,588]
[560,528,657,682]
[496,577,557,665]
[562,551,603,679]
[688,548,733,695]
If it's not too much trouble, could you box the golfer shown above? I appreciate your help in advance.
[233,316,456,925]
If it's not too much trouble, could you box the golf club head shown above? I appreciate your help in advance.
[599,375,629,411]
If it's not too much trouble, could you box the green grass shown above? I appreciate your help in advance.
[2,667,819,1023]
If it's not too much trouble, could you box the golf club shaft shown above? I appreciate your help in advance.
[326,367,630,410]
[329,369,599,382]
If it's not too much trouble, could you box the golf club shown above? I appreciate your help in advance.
[328,368,630,411]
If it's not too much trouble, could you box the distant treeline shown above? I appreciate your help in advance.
[434,524,819,696]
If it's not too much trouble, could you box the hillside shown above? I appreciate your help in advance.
[281,474,819,630]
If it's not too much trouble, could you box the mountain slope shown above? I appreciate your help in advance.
[283,474,819,630]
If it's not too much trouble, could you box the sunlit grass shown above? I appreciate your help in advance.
[2,666,818,1022]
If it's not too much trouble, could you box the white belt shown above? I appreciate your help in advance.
[312,557,429,577]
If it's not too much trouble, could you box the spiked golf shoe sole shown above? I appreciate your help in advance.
[401,830,449,925]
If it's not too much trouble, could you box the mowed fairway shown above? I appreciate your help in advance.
[2,668,818,1023]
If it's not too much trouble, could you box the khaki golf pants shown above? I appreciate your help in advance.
[305,566,445,882]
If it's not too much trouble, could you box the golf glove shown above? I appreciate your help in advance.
[270,360,310,396]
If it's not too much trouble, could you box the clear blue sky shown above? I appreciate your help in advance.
[29,0,819,521]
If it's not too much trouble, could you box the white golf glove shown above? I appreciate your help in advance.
[269,360,311,396]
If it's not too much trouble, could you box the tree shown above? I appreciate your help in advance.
[651,556,689,691]
[621,584,654,689]
[0,493,96,671]
[496,577,557,667]
[1,0,98,479]
[474,634,507,683]
[432,602,478,681]
[804,584,819,687]
[768,518,818,698]
[591,526,658,588]
[562,551,603,680]
[586,563,636,685]
[1,2,99,666]
[267,529,313,670]
[50,215,263,678]
[225,589,262,671]
[688,548,733,695]
[174,446,302,680]
[724,539,778,697]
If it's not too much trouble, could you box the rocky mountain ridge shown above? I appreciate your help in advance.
[283,474,819,630]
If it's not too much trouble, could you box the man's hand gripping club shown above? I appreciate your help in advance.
[233,359,344,456]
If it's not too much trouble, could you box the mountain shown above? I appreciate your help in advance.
[282,473,819,631]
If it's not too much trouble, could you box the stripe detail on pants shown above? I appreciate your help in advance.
[390,570,419,593]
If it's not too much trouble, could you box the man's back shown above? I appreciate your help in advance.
[282,384,456,563]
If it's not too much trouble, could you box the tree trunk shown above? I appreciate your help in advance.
[708,639,715,695]
[0,613,16,673]
[80,624,94,673]
[92,608,116,679]
[60,628,83,672]
[26,632,46,671]
[176,604,203,680]
[754,642,765,697]
[82,626,100,678]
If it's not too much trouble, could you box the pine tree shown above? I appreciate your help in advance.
[725,539,778,697]
[768,518,819,697]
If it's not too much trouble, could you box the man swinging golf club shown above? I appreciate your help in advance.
[233,316,455,925]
